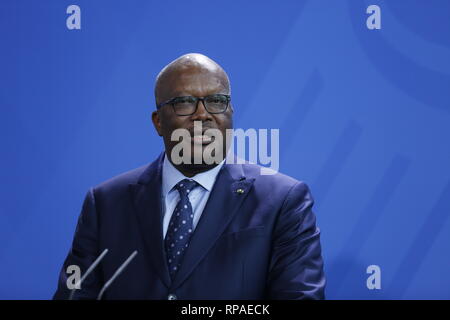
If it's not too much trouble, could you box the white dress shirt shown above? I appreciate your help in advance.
[161,153,225,239]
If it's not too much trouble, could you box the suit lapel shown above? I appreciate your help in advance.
[129,153,171,288]
[171,162,255,289]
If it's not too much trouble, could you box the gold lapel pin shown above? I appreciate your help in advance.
[236,188,245,194]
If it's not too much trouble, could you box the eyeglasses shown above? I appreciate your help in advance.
[156,94,231,116]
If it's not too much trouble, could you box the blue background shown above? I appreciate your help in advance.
[1,0,449,299]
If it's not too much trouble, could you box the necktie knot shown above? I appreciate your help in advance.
[175,179,198,198]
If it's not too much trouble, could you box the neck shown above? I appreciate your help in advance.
[172,162,219,177]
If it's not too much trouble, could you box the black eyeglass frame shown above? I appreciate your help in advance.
[156,94,231,116]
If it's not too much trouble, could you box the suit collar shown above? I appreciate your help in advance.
[170,160,254,288]
[130,152,171,287]
[130,152,254,289]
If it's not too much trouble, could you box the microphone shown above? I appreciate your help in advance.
[69,248,109,300]
[96,250,138,300]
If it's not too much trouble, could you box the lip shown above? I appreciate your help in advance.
[188,126,216,145]
[191,134,213,145]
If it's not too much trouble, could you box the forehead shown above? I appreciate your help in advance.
[161,68,228,99]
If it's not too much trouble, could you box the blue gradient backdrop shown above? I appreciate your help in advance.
[1,0,449,299]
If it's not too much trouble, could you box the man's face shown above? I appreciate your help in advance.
[152,67,233,172]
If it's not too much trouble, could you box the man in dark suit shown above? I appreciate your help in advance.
[53,53,326,300]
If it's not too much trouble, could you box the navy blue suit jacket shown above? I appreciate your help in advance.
[53,153,325,299]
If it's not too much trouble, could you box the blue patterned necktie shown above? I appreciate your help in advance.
[165,179,198,279]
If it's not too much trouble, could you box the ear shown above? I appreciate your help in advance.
[151,110,163,136]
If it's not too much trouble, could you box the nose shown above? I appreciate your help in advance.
[191,99,213,121]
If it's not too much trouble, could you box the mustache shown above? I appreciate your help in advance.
[187,124,218,136]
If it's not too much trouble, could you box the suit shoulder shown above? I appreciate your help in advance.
[238,162,314,209]
[93,163,150,193]
[240,162,305,187]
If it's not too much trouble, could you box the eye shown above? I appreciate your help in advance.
[175,97,196,104]
[207,95,226,104]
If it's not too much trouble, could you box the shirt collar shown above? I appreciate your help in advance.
[162,153,225,197]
